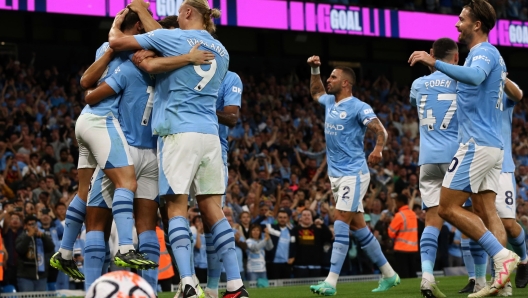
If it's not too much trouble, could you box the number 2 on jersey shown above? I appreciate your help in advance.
[418,93,457,131]
[141,86,154,126]
[194,59,217,91]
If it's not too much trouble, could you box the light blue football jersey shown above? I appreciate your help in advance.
[501,96,516,173]
[134,29,230,136]
[81,42,130,117]
[410,71,458,165]
[105,60,157,149]
[217,71,242,164]
[318,95,377,177]
[456,42,507,148]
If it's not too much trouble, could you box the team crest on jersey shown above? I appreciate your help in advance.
[339,111,347,119]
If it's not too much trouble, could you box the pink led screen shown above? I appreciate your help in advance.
[1,0,527,47]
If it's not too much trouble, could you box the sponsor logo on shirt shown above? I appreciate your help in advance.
[472,55,490,64]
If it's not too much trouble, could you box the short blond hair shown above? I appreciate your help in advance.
[184,0,221,34]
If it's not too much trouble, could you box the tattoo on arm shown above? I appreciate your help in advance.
[310,75,326,101]
[367,118,388,148]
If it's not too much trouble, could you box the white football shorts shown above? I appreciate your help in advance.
[442,142,503,194]
[495,172,516,219]
[76,113,133,170]
[158,132,225,196]
[87,146,158,208]
[330,172,370,213]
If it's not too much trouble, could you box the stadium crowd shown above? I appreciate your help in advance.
[0,50,527,292]
[323,0,528,20]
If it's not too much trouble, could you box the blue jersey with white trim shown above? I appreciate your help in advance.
[217,71,242,164]
[105,60,157,149]
[501,96,516,173]
[456,42,506,148]
[319,94,377,177]
[134,29,229,136]
[81,42,130,117]
[410,71,458,165]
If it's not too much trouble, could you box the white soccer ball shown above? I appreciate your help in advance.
[86,271,156,298]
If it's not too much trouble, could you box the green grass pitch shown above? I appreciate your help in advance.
[149,275,527,298]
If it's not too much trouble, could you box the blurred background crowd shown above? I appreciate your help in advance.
[1,38,528,292]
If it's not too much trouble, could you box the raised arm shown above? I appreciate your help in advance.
[108,8,142,51]
[366,118,388,165]
[80,47,114,90]
[408,51,486,86]
[128,0,162,32]
[505,78,523,102]
[307,55,326,101]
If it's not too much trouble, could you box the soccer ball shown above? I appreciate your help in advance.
[86,271,156,298]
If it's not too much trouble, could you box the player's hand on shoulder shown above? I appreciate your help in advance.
[307,55,321,68]
[408,51,435,67]
[188,44,214,65]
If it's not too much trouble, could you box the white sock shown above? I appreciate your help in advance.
[380,263,396,278]
[468,276,476,281]
[476,276,486,286]
[226,279,243,292]
[182,276,194,287]
[521,257,528,264]
[494,248,510,260]
[422,272,435,282]
[324,272,339,288]
[192,274,199,285]
[118,244,136,254]
[58,248,73,260]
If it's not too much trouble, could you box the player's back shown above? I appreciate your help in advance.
[135,29,229,136]
[82,42,130,117]
[411,71,458,165]
[319,94,375,177]
[217,71,243,163]
[107,60,157,149]
[456,42,506,148]
[501,96,516,173]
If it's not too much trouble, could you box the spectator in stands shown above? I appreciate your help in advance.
[388,194,418,278]
[53,148,74,175]
[246,224,273,282]
[291,209,332,278]
[2,206,23,290]
[266,208,295,279]
[15,215,55,291]
[445,223,463,267]
[191,216,207,283]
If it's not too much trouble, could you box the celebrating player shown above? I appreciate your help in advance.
[498,80,527,290]
[306,55,400,296]
[410,37,459,298]
[109,1,247,297]
[50,8,153,280]
[409,0,519,296]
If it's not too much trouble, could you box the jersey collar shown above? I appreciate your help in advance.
[334,96,353,107]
